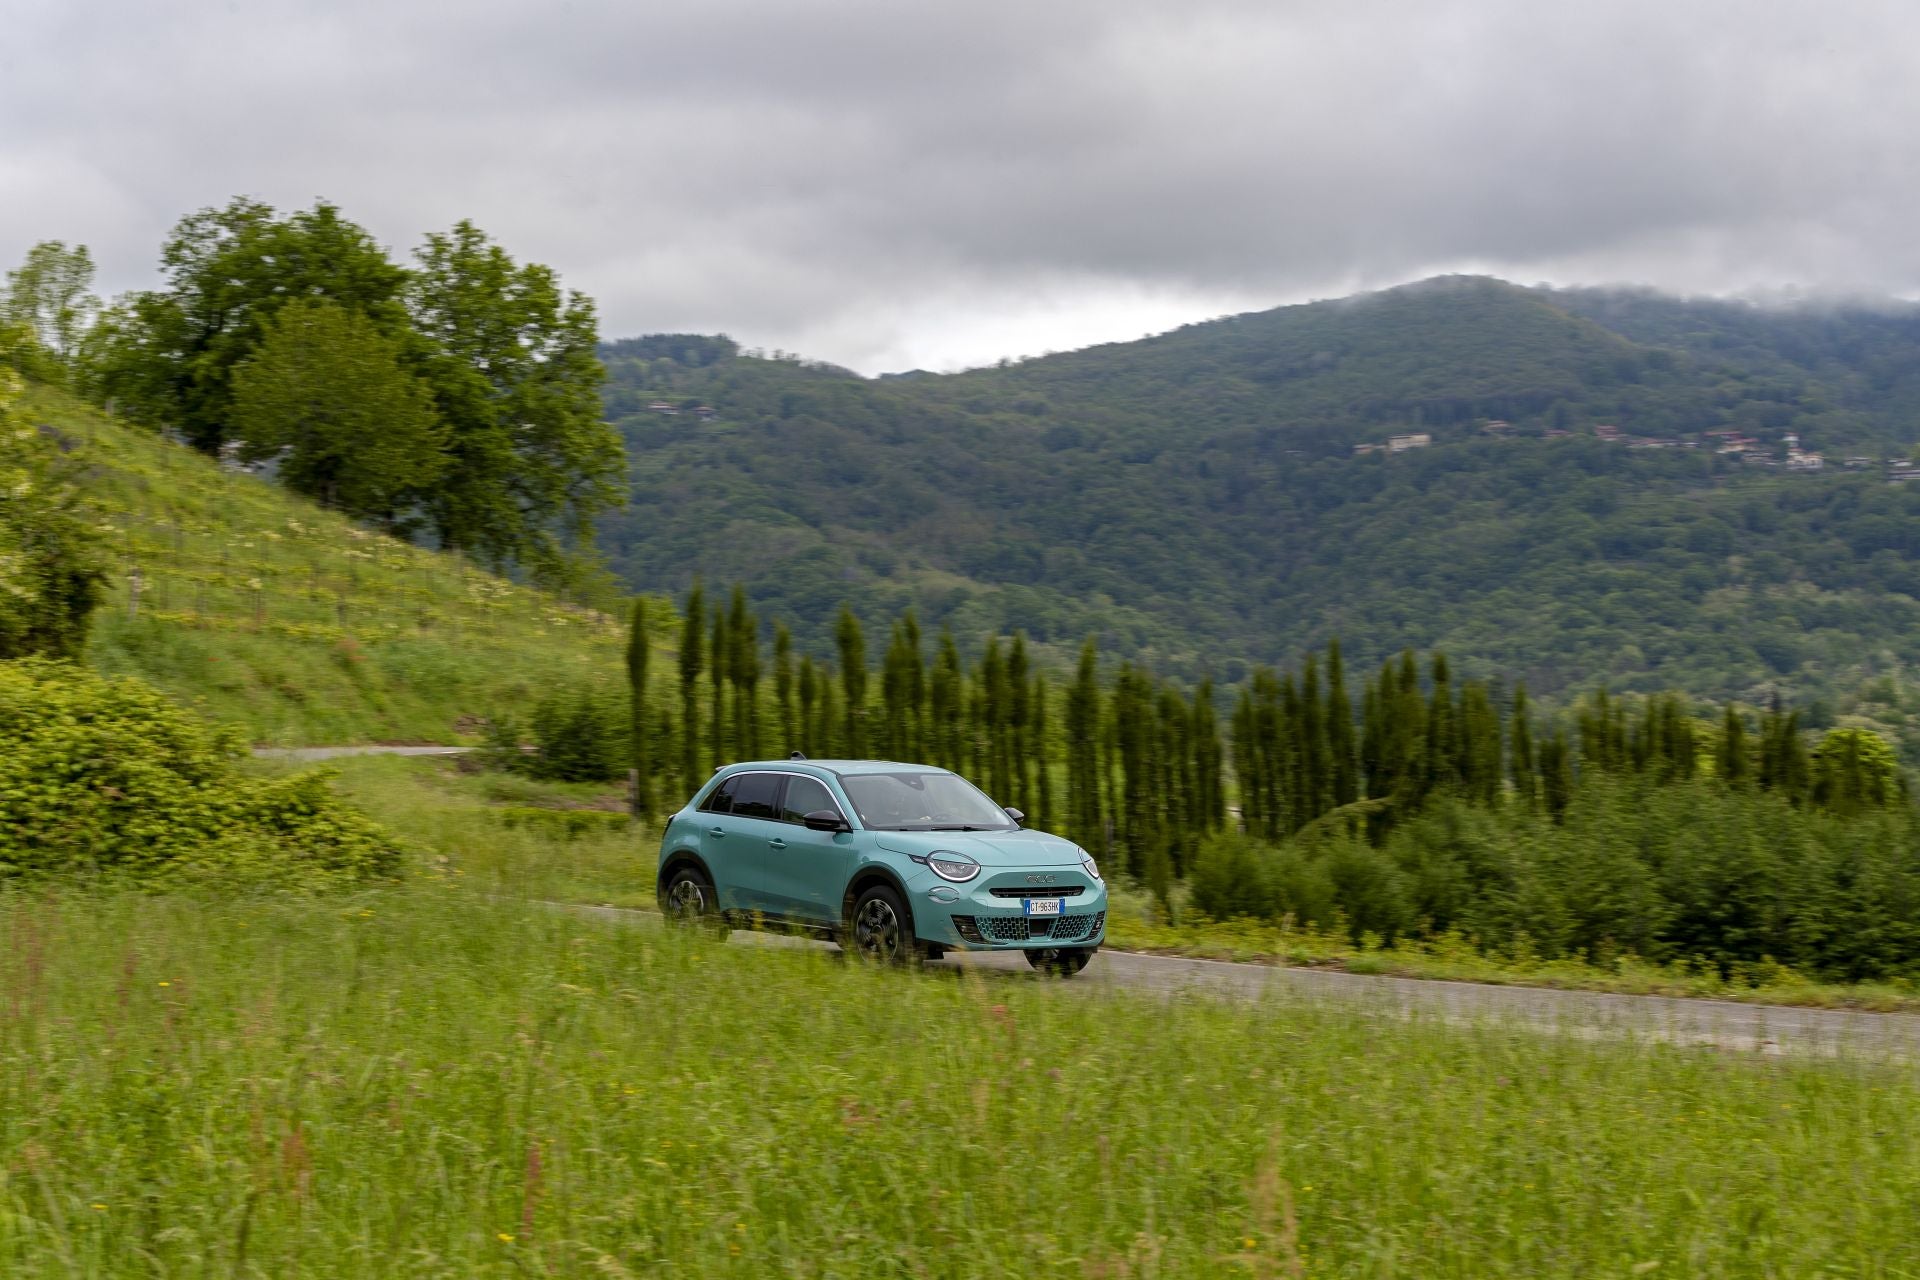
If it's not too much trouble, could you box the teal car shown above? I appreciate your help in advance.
[656,757,1105,974]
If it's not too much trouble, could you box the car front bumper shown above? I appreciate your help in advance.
[908,867,1108,951]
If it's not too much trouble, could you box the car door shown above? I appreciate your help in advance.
[694,774,747,908]
[709,771,787,916]
[772,774,860,925]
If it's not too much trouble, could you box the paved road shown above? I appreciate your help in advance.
[556,901,1920,1058]
[252,745,474,761]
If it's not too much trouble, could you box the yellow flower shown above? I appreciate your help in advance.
[496,1232,515,1243]
[1242,1236,1257,1249]
[90,1203,107,1211]
[157,981,170,988]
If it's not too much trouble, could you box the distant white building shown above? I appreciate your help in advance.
[1387,433,1432,453]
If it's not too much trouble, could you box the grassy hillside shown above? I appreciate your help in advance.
[597,279,1920,740]
[25,384,626,745]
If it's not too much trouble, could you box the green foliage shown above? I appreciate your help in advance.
[91,198,410,452]
[492,805,630,839]
[408,220,623,577]
[0,370,103,658]
[0,660,399,888]
[228,299,446,524]
[495,687,630,784]
[1,240,98,382]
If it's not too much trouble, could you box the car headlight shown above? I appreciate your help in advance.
[926,850,981,883]
[1081,853,1102,882]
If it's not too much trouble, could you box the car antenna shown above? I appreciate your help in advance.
[789,751,807,761]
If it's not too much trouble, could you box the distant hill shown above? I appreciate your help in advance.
[597,276,1920,748]
[24,384,627,745]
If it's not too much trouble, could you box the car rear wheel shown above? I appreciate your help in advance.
[1025,946,1094,977]
[847,884,919,965]
[663,867,727,938]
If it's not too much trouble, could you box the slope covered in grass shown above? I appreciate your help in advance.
[24,383,626,745]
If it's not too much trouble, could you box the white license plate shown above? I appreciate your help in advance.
[1023,898,1063,917]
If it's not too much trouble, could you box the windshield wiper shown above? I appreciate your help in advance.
[928,825,997,831]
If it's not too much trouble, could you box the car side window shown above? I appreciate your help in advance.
[781,776,842,825]
[729,772,783,821]
[698,776,738,814]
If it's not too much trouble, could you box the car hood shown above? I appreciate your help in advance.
[872,828,1084,867]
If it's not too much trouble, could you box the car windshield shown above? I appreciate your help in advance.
[839,771,1015,832]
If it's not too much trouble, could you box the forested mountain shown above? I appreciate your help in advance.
[596,277,1920,737]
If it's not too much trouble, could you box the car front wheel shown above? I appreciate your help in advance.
[663,867,726,938]
[1025,946,1094,977]
[847,884,918,965]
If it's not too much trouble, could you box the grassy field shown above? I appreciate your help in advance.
[3,879,1917,1278]
[25,384,632,745]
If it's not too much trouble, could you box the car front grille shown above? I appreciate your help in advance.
[977,912,1104,943]
[988,886,1086,899]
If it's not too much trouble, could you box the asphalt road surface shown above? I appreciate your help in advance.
[557,903,1920,1058]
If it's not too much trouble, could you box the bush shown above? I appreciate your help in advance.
[0,367,104,658]
[487,688,628,783]
[0,660,401,889]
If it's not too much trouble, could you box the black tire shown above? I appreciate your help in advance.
[662,866,727,938]
[846,884,919,965]
[1025,946,1095,977]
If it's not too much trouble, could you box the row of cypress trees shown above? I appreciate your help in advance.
[623,583,1903,865]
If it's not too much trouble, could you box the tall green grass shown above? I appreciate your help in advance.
[3,885,1916,1278]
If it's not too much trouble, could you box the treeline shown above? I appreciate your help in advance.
[1,208,624,585]
[490,583,1920,980]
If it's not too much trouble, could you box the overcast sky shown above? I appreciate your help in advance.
[4,0,1915,373]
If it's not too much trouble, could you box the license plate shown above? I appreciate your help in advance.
[1023,898,1062,917]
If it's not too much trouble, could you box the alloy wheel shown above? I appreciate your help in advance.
[855,896,902,960]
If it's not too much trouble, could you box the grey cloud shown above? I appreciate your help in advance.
[3,0,1917,372]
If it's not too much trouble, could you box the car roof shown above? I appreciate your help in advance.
[719,759,952,779]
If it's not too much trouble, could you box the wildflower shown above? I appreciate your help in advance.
[496,1232,514,1243]
[157,981,170,988]
[1242,1237,1257,1249]
[91,1203,107,1211]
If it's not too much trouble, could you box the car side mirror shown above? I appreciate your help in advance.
[803,810,851,833]
[1004,807,1025,826]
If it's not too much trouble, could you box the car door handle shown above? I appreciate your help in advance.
[708,827,727,838]
[767,838,787,850]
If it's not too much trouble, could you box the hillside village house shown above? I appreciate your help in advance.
[1387,432,1431,453]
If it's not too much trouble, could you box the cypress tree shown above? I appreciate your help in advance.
[677,579,705,787]
[1325,640,1358,808]
[931,629,964,771]
[980,637,1010,802]
[835,606,867,757]
[1031,674,1054,833]
[1509,682,1537,807]
[797,653,817,757]
[1719,704,1749,786]
[1540,729,1574,821]
[1423,652,1455,795]
[1008,633,1032,812]
[902,610,926,760]
[1300,655,1330,823]
[773,623,794,753]
[1065,639,1103,849]
[709,602,729,765]
[625,597,650,818]
[728,586,758,759]
[1192,678,1224,832]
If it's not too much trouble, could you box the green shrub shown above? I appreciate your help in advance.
[486,687,629,783]
[0,367,104,658]
[0,659,400,888]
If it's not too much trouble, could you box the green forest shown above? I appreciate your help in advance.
[597,279,1920,752]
